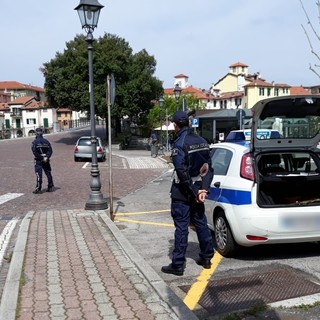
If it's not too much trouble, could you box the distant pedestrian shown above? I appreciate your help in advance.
[149,132,158,145]
[31,128,54,194]
[149,131,158,157]
[161,111,214,276]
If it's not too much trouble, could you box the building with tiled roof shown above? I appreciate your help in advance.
[164,83,215,110]
[56,107,87,131]
[0,81,46,102]
[308,85,320,95]
[0,91,10,104]
[2,96,56,138]
[0,80,89,139]
[164,62,318,144]
[0,103,5,138]
[244,79,291,107]
[211,62,293,108]
[287,86,311,95]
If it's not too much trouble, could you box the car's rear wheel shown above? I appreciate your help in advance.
[214,211,236,257]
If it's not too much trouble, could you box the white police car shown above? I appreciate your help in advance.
[206,95,320,256]
[226,129,281,142]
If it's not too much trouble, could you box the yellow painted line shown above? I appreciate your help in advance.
[183,253,223,310]
[115,217,174,227]
[115,209,170,216]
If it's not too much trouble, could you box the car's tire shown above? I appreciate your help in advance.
[214,211,236,257]
[74,157,78,162]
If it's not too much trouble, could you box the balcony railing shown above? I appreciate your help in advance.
[10,112,22,117]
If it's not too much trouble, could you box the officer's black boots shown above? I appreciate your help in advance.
[161,263,184,276]
[33,188,42,194]
[196,258,212,269]
[46,186,54,192]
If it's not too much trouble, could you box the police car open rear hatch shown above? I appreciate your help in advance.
[250,95,320,153]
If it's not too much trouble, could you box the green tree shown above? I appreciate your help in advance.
[146,94,205,129]
[41,33,163,132]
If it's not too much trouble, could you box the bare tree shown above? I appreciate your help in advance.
[300,0,320,78]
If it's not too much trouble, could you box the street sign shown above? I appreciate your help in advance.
[236,109,245,130]
[236,109,245,120]
[192,117,199,127]
[107,74,116,106]
[106,74,116,220]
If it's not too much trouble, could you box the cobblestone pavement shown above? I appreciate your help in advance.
[0,209,196,320]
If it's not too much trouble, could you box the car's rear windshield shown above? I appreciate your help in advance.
[78,138,101,146]
[78,139,91,146]
[257,98,320,140]
[257,116,320,139]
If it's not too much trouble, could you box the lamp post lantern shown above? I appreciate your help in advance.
[75,0,108,210]
[173,83,182,111]
[158,96,164,153]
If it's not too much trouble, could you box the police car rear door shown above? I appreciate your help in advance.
[250,95,320,154]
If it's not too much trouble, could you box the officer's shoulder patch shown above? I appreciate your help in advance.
[172,148,179,156]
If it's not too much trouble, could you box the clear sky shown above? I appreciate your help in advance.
[1,0,319,90]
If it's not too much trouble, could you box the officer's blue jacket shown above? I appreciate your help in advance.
[170,127,213,202]
[32,136,53,161]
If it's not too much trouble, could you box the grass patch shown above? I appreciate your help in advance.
[3,252,13,263]
[15,272,27,318]
[292,300,320,310]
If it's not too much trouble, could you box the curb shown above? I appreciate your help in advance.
[100,212,198,320]
[0,210,197,320]
[0,211,34,320]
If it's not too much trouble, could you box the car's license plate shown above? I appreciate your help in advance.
[281,215,320,231]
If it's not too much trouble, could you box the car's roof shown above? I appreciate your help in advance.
[77,136,101,140]
[212,141,249,150]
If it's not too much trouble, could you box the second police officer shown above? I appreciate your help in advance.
[31,127,54,194]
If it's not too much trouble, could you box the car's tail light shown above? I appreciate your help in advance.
[241,153,255,181]
[97,146,103,153]
[74,146,79,153]
[246,235,268,241]
[246,234,268,241]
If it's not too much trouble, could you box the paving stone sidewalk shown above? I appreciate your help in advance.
[0,209,197,320]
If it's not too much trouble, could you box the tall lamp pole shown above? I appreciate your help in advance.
[158,96,164,153]
[75,0,108,210]
[173,83,182,111]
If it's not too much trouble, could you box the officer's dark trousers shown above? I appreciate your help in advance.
[171,199,214,267]
[34,160,53,190]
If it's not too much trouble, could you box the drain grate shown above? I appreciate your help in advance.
[180,269,320,315]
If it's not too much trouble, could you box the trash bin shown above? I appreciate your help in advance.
[151,144,158,157]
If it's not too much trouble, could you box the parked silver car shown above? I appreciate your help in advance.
[74,136,106,162]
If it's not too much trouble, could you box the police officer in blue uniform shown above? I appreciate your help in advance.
[31,128,54,194]
[161,111,214,276]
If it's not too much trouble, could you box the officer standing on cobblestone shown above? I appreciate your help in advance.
[31,128,54,194]
[161,111,214,276]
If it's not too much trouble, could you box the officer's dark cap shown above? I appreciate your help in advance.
[35,127,43,134]
[172,111,189,128]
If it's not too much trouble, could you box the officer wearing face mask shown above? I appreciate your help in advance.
[161,111,214,276]
[31,128,54,194]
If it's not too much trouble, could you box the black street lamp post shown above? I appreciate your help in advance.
[173,83,182,111]
[158,96,164,152]
[75,0,108,210]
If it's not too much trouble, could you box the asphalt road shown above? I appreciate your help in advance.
[1,127,320,319]
[114,169,320,319]
[0,126,167,217]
